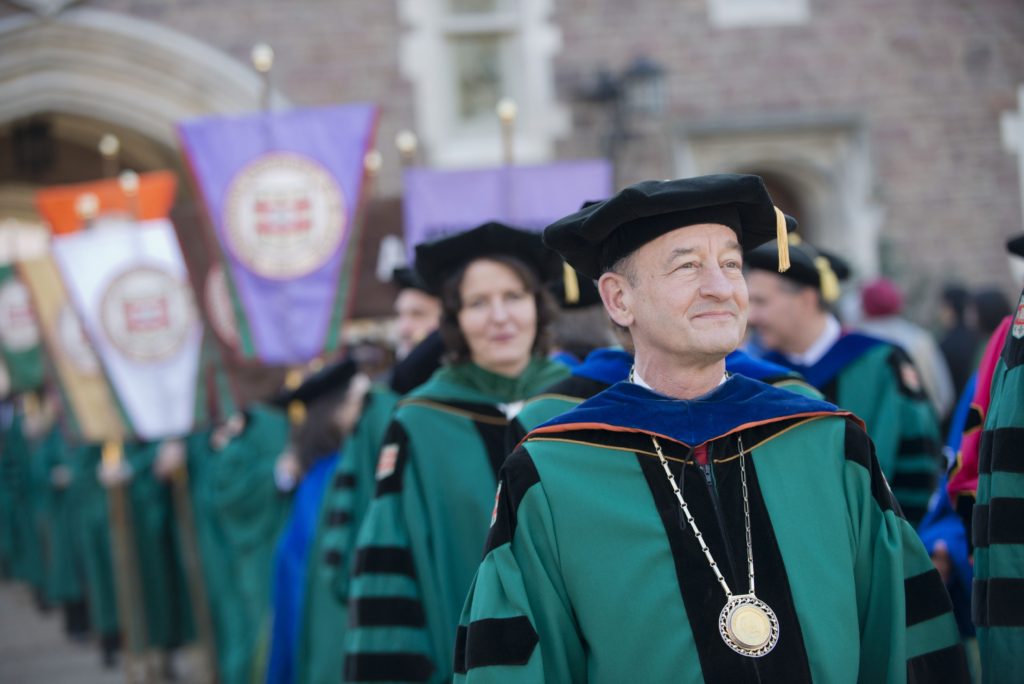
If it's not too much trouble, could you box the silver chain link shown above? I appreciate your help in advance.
[652,434,755,600]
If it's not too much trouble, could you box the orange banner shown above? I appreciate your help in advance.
[35,171,178,235]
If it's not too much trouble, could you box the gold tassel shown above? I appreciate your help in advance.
[284,368,303,390]
[815,256,841,303]
[102,440,124,468]
[774,207,790,272]
[562,262,580,306]
[288,400,307,427]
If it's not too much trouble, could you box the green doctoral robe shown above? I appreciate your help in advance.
[764,333,944,524]
[296,385,399,684]
[4,412,44,590]
[28,423,60,602]
[71,443,119,637]
[37,425,84,606]
[343,358,568,683]
[973,293,1024,683]
[457,376,968,683]
[205,404,291,684]
[124,441,195,649]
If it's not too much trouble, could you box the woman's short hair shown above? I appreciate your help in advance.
[437,254,557,365]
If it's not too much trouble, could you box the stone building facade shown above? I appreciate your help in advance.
[0,0,1022,321]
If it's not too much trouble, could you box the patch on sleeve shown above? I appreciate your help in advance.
[888,346,927,399]
[376,443,399,480]
[1012,290,1024,339]
[483,448,541,554]
[899,361,922,394]
[490,482,502,527]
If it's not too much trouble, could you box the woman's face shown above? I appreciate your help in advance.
[457,259,538,377]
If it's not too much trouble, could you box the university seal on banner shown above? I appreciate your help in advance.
[204,263,240,349]
[57,304,101,375]
[0,278,40,352]
[1013,291,1024,340]
[101,266,195,363]
[223,152,346,280]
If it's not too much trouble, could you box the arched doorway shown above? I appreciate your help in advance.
[674,116,884,281]
[0,7,287,216]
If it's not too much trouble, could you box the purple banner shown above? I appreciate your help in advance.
[178,104,378,364]
[402,160,613,258]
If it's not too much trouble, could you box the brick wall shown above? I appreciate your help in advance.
[3,0,1023,320]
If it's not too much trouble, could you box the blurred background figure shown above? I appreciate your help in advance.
[545,266,616,368]
[747,236,943,525]
[939,285,983,404]
[972,287,1011,344]
[858,277,955,421]
[390,268,441,361]
[266,359,361,684]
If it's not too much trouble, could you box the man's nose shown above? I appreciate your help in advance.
[699,263,733,300]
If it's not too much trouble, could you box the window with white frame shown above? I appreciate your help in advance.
[399,0,568,168]
[707,0,809,29]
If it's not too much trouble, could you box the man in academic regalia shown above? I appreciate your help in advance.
[745,238,944,525]
[456,174,968,683]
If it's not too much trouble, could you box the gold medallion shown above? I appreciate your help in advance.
[719,594,779,657]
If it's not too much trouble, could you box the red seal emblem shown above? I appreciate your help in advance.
[100,266,196,363]
[490,482,502,528]
[1013,291,1024,340]
[224,152,346,280]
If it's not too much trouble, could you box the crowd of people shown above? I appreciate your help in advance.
[1,173,1021,683]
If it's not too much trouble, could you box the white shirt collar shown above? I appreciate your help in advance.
[785,314,841,367]
[632,367,728,393]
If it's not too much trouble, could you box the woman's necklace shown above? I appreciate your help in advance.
[651,434,780,658]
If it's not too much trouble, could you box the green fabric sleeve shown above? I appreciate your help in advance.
[454,450,584,683]
[343,420,438,683]
[297,386,397,684]
[842,422,967,683]
[839,345,943,526]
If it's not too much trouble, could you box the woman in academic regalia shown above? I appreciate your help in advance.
[342,223,569,684]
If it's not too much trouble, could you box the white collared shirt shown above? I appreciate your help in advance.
[784,314,841,367]
[632,368,728,393]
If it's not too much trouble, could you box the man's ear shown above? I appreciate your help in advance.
[599,271,635,328]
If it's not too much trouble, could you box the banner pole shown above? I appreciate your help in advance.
[167,452,218,684]
[102,440,151,684]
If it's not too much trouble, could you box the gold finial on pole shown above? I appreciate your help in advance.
[364,149,383,178]
[496,97,517,166]
[74,192,100,228]
[98,134,120,178]
[395,130,419,166]
[119,170,141,220]
[251,43,275,111]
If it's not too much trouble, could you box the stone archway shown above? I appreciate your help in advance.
[0,7,290,222]
[0,8,286,147]
[673,114,884,279]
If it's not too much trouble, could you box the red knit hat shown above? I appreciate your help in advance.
[861,278,903,317]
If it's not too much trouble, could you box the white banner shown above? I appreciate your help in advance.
[52,219,201,440]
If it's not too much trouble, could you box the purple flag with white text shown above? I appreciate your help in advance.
[402,160,613,259]
[178,104,378,365]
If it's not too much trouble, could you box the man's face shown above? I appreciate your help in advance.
[603,223,748,366]
[746,270,810,353]
[394,289,441,358]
